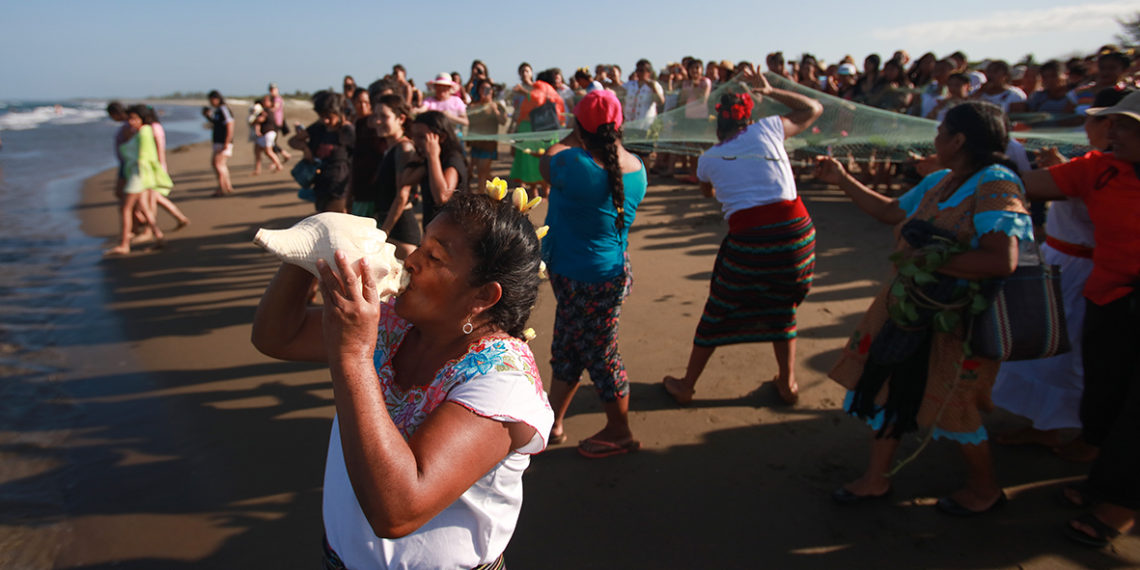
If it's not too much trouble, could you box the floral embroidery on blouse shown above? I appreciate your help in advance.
[370,301,542,438]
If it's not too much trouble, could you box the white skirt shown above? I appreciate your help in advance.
[991,243,1093,430]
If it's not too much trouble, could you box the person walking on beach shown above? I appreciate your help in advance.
[540,89,647,457]
[202,90,234,197]
[139,106,190,233]
[252,95,284,175]
[661,70,823,407]
[105,105,172,256]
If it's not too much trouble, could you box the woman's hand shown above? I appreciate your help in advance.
[422,132,441,160]
[1036,146,1066,168]
[738,68,772,95]
[317,252,380,363]
[814,155,848,185]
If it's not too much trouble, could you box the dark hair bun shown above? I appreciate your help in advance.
[438,192,542,338]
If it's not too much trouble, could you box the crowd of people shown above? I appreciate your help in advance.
[92,43,1139,567]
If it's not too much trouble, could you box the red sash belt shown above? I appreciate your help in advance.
[728,198,809,233]
[1045,235,1094,259]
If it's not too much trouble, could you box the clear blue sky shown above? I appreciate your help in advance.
[0,0,1133,100]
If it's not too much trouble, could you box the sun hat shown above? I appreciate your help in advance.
[1087,89,1140,122]
[837,63,857,76]
[268,82,278,90]
[427,72,457,87]
[574,89,623,133]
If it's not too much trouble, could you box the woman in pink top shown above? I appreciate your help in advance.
[419,72,468,128]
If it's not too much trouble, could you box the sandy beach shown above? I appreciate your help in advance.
[27,106,1139,568]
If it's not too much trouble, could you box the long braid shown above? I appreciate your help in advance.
[581,123,626,231]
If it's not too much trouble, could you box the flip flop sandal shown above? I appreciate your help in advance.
[1065,513,1122,548]
[577,437,640,459]
[548,431,567,445]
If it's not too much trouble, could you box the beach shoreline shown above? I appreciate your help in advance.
[35,110,1139,567]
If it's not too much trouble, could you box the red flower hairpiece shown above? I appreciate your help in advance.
[716,92,754,121]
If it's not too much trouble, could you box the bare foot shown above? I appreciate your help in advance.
[841,476,891,498]
[173,219,190,232]
[770,376,799,405]
[663,375,695,405]
[103,245,130,257]
[944,487,1005,513]
[130,230,155,245]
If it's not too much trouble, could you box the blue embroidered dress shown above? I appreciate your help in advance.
[829,165,1033,442]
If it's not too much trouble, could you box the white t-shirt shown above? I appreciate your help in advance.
[323,302,553,570]
[696,116,798,219]
[623,80,664,126]
[976,86,1027,113]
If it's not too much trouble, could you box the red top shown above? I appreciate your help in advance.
[1049,150,1140,305]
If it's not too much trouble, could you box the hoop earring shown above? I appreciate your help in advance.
[462,320,474,335]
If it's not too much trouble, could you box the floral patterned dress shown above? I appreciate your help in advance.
[829,165,1033,442]
[323,300,554,569]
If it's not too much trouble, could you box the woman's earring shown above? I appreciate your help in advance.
[462,320,474,335]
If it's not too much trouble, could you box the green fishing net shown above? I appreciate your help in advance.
[464,73,1092,164]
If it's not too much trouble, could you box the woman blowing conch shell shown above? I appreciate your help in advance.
[253,212,409,300]
[251,193,553,568]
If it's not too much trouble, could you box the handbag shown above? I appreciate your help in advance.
[529,101,559,131]
[968,239,1071,361]
[291,158,321,189]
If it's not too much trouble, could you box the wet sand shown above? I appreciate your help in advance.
[41,110,1140,568]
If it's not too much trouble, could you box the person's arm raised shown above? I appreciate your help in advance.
[815,156,906,225]
[317,253,523,539]
[743,71,823,138]
[422,132,459,205]
[251,263,327,362]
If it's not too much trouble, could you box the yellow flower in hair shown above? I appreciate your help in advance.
[511,187,529,211]
[522,196,542,213]
[485,177,508,200]
[538,260,547,279]
[522,328,537,342]
[535,225,549,240]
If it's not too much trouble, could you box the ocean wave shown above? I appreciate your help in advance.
[0,104,108,132]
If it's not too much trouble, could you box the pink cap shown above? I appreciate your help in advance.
[573,90,623,133]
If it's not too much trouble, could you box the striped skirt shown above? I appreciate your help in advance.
[694,202,815,347]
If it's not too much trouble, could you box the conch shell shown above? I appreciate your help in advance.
[254,212,409,300]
